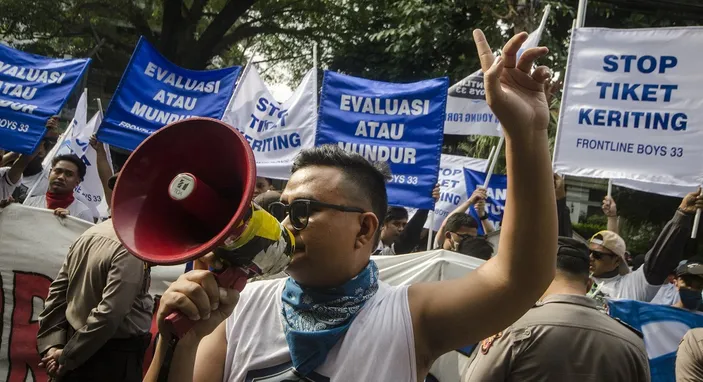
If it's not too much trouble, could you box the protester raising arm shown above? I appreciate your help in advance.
[641,189,702,286]
[475,197,495,234]
[408,30,557,371]
[434,187,487,248]
[602,195,619,233]
[89,135,113,206]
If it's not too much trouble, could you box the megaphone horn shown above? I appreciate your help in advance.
[111,117,294,337]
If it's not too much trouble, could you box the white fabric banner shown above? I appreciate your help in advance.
[420,154,488,231]
[443,6,550,136]
[222,66,317,180]
[0,204,94,382]
[553,27,703,186]
[70,111,112,218]
[613,178,698,198]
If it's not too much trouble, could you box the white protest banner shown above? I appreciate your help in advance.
[222,66,317,179]
[613,178,697,199]
[444,5,550,136]
[422,154,487,231]
[0,204,93,382]
[553,27,703,186]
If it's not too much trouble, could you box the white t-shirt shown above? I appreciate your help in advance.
[0,167,21,200]
[21,171,43,191]
[592,266,662,302]
[24,194,94,223]
[651,282,680,306]
[224,278,416,382]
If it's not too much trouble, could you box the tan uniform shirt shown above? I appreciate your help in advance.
[676,328,703,381]
[463,294,650,382]
[37,219,153,371]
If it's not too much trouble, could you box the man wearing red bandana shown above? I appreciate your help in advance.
[24,153,93,222]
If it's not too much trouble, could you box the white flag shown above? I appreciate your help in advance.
[222,66,317,179]
[444,5,551,136]
[72,111,113,218]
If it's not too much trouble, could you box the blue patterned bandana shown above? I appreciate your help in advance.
[281,260,379,376]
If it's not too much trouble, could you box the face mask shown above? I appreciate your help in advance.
[678,288,702,311]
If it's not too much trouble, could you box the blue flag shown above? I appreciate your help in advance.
[463,169,507,234]
[608,299,703,382]
[315,71,447,210]
[0,45,90,154]
[97,37,241,151]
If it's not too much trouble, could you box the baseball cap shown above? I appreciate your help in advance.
[590,230,629,275]
[676,260,703,277]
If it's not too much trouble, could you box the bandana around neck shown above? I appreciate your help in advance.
[281,260,379,376]
[45,191,74,210]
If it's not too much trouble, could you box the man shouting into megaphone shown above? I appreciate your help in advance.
[145,30,558,382]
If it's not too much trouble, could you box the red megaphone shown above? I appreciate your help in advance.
[112,117,294,337]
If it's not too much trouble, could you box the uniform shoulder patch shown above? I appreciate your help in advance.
[480,331,503,354]
[612,317,644,339]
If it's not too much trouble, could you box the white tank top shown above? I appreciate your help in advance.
[223,278,417,382]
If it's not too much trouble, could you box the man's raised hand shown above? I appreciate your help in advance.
[468,187,487,205]
[602,196,617,217]
[679,188,703,215]
[473,30,551,136]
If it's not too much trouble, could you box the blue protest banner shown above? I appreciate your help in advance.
[463,169,507,234]
[315,71,447,210]
[0,44,90,154]
[97,37,241,151]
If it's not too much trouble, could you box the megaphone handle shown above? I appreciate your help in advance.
[165,267,249,338]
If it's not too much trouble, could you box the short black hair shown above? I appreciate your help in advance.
[291,145,391,237]
[51,154,86,180]
[457,237,494,260]
[556,237,590,277]
[445,213,478,233]
[385,206,408,223]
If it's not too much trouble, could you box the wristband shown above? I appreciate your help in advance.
[480,214,489,221]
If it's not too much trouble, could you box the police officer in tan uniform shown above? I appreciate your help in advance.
[677,328,703,381]
[463,237,650,382]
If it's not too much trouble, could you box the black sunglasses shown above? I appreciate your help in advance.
[453,233,476,241]
[590,250,617,260]
[268,199,366,230]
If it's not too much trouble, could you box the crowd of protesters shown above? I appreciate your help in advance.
[1,30,703,382]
